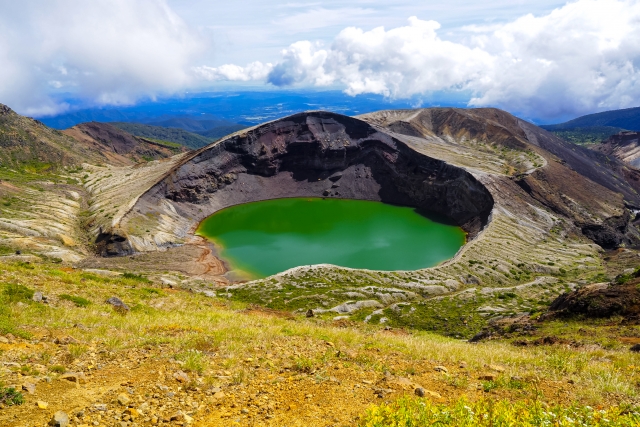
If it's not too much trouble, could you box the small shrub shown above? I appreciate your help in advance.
[122,272,151,283]
[176,350,206,375]
[49,365,66,374]
[615,267,640,285]
[69,344,87,359]
[59,294,91,307]
[482,380,498,392]
[3,283,34,303]
[15,261,34,270]
[0,387,24,406]
[39,351,52,364]
[293,356,315,373]
[232,370,246,385]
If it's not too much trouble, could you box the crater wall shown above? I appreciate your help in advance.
[111,112,494,256]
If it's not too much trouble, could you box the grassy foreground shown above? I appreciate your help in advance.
[360,397,640,426]
[0,259,639,426]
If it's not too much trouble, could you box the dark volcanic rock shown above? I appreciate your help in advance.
[545,282,640,321]
[151,112,494,238]
[106,296,130,313]
[95,229,133,257]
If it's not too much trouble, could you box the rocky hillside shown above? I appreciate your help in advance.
[109,122,213,149]
[593,131,640,168]
[62,122,188,166]
[0,104,104,171]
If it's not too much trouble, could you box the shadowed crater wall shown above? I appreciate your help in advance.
[110,112,495,257]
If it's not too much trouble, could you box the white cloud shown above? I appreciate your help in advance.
[194,62,274,82]
[199,0,640,120]
[0,0,203,115]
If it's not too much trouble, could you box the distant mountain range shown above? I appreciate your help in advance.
[543,106,640,131]
[541,106,640,145]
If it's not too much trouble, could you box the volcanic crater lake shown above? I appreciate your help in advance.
[196,198,466,279]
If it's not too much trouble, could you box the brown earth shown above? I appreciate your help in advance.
[0,317,627,427]
[77,237,228,284]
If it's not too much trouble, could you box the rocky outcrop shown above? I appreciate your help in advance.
[594,131,640,168]
[95,229,133,257]
[544,281,640,322]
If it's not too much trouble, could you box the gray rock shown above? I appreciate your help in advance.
[173,370,189,383]
[32,291,43,302]
[49,411,69,427]
[106,297,130,313]
[22,382,36,394]
[117,393,131,406]
[60,372,86,383]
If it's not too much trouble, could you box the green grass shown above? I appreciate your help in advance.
[2,283,33,303]
[0,387,24,406]
[59,294,91,307]
[48,365,66,374]
[1,259,639,408]
[121,272,152,283]
[175,349,207,375]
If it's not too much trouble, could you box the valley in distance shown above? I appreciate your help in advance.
[2,101,640,425]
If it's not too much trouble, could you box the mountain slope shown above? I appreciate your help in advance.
[0,104,104,170]
[542,106,640,131]
[62,122,189,166]
[109,122,213,149]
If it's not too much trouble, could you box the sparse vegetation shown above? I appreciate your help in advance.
[0,387,24,406]
[547,126,625,145]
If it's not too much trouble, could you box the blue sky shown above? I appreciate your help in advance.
[1,0,639,123]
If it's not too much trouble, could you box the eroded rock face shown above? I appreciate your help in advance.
[151,112,494,237]
[545,281,640,322]
[595,131,640,169]
[95,230,133,257]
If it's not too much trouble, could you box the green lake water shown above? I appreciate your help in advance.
[196,198,466,279]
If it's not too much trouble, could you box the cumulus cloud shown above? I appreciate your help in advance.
[0,0,202,115]
[199,0,640,120]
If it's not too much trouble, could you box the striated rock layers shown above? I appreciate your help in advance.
[595,131,640,168]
